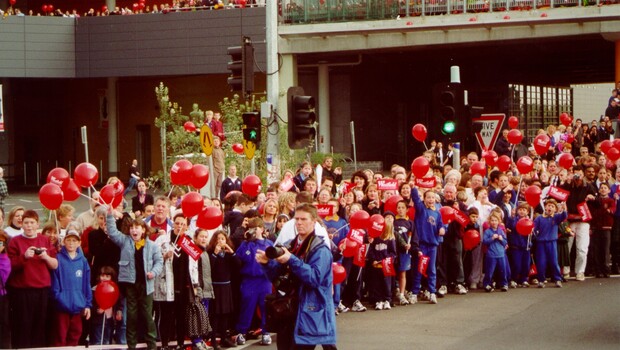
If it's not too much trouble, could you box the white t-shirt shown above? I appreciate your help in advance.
[275,219,330,247]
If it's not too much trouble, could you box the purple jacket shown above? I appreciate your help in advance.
[0,253,10,296]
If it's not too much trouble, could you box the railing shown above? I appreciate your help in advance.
[279,0,619,24]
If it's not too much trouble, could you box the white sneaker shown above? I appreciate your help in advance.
[406,291,418,304]
[420,290,431,301]
[337,301,349,313]
[510,281,518,289]
[259,334,272,346]
[383,301,391,310]
[351,299,367,312]
[455,284,468,295]
[398,293,409,305]
[438,285,448,297]
[429,293,438,304]
[576,273,585,281]
[375,301,384,310]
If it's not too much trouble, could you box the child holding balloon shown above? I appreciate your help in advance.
[507,203,533,288]
[482,214,508,293]
[90,266,122,345]
[533,199,568,288]
[366,213,397,310]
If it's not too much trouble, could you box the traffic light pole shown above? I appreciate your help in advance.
[266,0,280,184]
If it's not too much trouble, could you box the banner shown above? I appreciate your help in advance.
[316,204,333,217]
[178,235,202,261]
[415,177,436,188]
[548,186,569,202]
[454,209,469,226]
[377,179,398,191]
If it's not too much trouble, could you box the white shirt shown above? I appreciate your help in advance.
[275,219,330,247]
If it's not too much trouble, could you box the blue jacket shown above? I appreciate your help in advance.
[483,227,508,258]
[506,215,530,249]
[263,234,336,346]
[534,212,568,242]
[411,188,444,246]
[237,238,274,278]
[106,215,163,295]
[51,247,93,315]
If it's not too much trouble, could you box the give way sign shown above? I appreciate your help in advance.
[472,114,506,151]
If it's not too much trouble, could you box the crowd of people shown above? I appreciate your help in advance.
[1,90,620,349]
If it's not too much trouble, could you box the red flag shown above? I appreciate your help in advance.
[347,229,365,245]
[178,235,202,261]
[577,202,592,222]
[418,255,430,277]
[382,256,395,276]
[353,244,367,267]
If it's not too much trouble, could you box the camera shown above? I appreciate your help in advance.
[573,174,580,180]
[34,248,44,255]
[266,244,286,259]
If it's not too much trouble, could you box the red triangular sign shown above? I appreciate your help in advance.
[472,113,506,151]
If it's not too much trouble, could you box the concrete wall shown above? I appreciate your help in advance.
[572,82,614,122]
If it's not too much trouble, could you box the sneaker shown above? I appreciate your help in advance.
[429,293,438,304]
[375,301,384,310]
[531,278,539,285]
[398,293,409,305]
[420,290,431,301]
[501,285,508,292]
[351,299,367,312]
[575,273,585,281]
[455,284,468,295]
[555,281,563,288]
[220,337,237,348]
[538,282,545,288]
[337,301,349,313]
[383,301,391,310]
[406,292,418,304]
[469,282,478,290]
[438,285,448,297]
[235,334,245,346]
[485,285,494,293]
[259,334,272,346]
[522,281,530,288]
[509,281,518,289]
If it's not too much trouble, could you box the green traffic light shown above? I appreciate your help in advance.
[442,121,455,134]
[250,130,257,140]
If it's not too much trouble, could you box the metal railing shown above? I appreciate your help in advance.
[279,0,619,24]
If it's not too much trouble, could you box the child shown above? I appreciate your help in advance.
[51,229,92,346]
[393,202,420,305]
[463,207,480,290]
[41,222,61,251]
[274,214,289,239]
[411,187,445,304]
[323,199,348,314]
[507,203,532,288]
[235,218,273,346]
[366,212,397,310]
[482,214,508,292]
[533,199,568,288]
[590,182,615,278]
[90,266,122,345]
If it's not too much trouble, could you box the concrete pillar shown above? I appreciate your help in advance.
[107,77,119,177]
[318,63,330,154]
[106,0,116,11]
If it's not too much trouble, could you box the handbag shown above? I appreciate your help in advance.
[265,292,298,332]
[185,288,211,338]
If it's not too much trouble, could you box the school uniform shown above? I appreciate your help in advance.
[533,211,568,283]
[411,188,444,295]
[482,226,508,289]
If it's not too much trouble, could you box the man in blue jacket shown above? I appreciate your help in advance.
[256,203,337,350]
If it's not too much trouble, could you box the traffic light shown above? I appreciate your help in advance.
[287,86,316,149]
[433,83,464,138]
[242,111,261,146]
[226,36,254,96]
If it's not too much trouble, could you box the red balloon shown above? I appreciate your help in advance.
[559,112,572,126]
[558,153,574,169]
[242,175,262,197]
[113,180,125,196]
[508,116,519,129]
[349,210,370,230]
[607,147,620,162]
[332,262,346,285]
[342,238,359,258]
[196,206,223,230]
[613,139,620,150]
[101,5,108,12]
[190,164,210,189]
[170,159,193,186]
[383,195,403,214]
[48,4,54,12]
[9,0,16,5]
[74,162,99,188]
[516,217,534,236]
[367,214,385,238]
[507,129,523,145]
[463,229,481,251]
[497,155,512,172]
[600,140,613,154]
[232,143,244,154]
[411,124,427,142]
[47,167,70,188]
[411,156,430,178]
[183,121,196,132]
[181,192,204,218]
[138,2,146,10]
[95,281,120,310]
[470,161,486,177]
[524,185,542,208]
[133,3,139,11]
[565,133,575,144]
[99,184,116,206]
[62,179,81,202]
[516,156,534,174]
[482,149,498,166]
[438,206,455,225]
[39,183,63,210]
[42,4,49,12]
[533,134,551,155]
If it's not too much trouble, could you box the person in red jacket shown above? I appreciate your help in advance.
[590,182,616,278]
[7,209,58,348]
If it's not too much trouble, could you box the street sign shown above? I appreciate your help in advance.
[200,124,214,156]
[243,139,256,160]
[472,113,506,151]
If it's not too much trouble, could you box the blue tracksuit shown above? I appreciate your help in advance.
[482,227,508,288]
[507,215,531,284]
[533,211,568,282]
[236,238,273,334]
[411,188,444,294]
[51,247,93,315]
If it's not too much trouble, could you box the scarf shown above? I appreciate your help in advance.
[135,239,145,250]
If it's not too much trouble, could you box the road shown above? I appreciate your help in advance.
[4,192,620,350]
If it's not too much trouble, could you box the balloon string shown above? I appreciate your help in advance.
[167,185,176,198]
[510,144,515,160]
[100,313,105,346]
[423,141,428,151]
[513,177,523,208]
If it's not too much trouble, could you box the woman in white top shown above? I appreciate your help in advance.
[4,206,25,238]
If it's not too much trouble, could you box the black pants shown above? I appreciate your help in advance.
[341,258,363,305]
[10,287,49,348]
[593,229,611,275]
[0,294,11,349]
[154,301,176,347]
